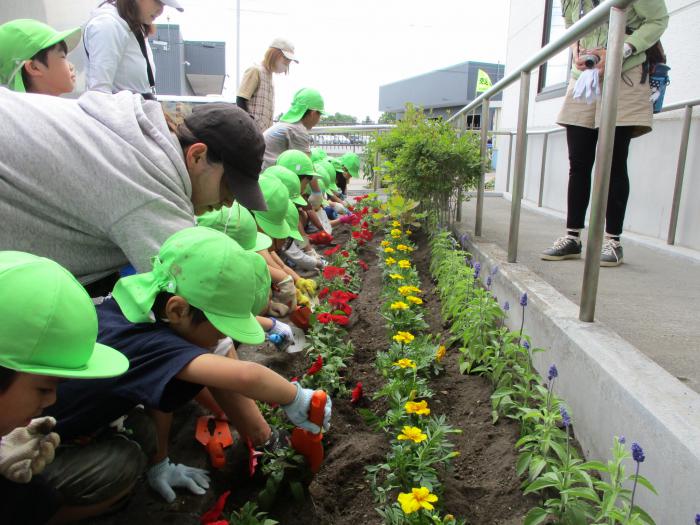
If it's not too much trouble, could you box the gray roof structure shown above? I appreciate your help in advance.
[150,24,225,96]
[379,60,505,119]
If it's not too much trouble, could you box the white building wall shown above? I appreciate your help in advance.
[496,0,700,251]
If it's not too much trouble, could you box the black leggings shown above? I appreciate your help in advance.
[565,125,634,236]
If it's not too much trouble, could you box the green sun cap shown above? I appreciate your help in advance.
[112,228,265,345]
[250,252,272,316]
[314,161,332,191]
[280,87,325,123]
[285,201,304,241]
[276,149,320,178]
[339,152,361,178]
[261,165,306,206]
[0,251,129,378]
[0,19,81,92]
[197,203,272,252]
[319,160,340,192]
[310,148,327,162]
[252,177,293,240]
[329,156,344,173]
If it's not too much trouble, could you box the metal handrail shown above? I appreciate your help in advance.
[444,0,638,322]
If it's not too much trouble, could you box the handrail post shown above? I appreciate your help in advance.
[475,99,490,236]
[506,132,514,192]
[537,132,549,207]
[580,6,627,322]
[667,104,693,245]
[507,71,532,263]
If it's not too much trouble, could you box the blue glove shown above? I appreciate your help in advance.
[282,383,332,434]
[146,458,210,503]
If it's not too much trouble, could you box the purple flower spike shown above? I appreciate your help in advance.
[520,292,528,307]
[503,301,510,311]
[523,340,530,350]
[474,262,481,279]
[559,406,571,428]
[547,364,558,381]
[631,442,645,463]
[490,265,499,277]
[619,436,626,445]
[694,513,700,525]
[486,276,492,287]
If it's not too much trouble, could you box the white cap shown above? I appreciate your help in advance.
[270,37,298,63]
[161,0,184,12]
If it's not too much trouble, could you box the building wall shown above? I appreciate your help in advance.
[495,0,700,252]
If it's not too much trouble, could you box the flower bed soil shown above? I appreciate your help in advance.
[92,227,536,525]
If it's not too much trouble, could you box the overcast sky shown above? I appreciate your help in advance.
[159,0,510,120]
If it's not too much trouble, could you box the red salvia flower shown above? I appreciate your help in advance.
[351,382,363,404]
[318,287,330,299]
[323,246,340,256]
[307,355,323,375]
[330,314,350,326]
[323,266,346,279]
[200,490,231,524]
[341,250,350,257]
[361,221,369,230]
[246,438,263,478]
[358,260,369,271]
[317,312,332,324]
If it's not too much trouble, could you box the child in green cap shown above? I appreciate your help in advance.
[0,251,128,524]
[261,87,325,170]
[0,19,80,95]
[41,227,331,506]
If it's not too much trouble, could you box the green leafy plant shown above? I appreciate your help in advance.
[229,501,279,525]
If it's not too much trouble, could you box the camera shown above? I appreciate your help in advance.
[581,53,600,69]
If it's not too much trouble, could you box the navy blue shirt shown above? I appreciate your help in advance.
[47,297,206,440]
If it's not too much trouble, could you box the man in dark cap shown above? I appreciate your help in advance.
[0,88,266,296]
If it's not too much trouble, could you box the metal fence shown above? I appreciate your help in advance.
[308,125,395,155]
[445,0,641,322]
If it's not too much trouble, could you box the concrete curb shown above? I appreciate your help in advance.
[451,229,700,525]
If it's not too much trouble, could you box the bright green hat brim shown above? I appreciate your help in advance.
[291,194,307,206]
[285,202,304,241]
[253,231,273,252]
[255,213,292,240]
[206,311,264,345]
[14,341,129,379]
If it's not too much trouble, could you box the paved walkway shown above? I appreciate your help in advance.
[454,195,700,394]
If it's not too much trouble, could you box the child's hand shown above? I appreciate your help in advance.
[282,383,332,433]
[0,417,60,483]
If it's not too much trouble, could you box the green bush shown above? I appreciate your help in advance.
[365,105,482,213]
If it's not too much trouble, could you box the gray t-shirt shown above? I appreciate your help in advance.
[261,121,310,170]
[0,88,195,284]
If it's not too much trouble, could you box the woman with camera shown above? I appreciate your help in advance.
[541,0,668,266]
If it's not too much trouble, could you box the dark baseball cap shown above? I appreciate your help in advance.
[184,103,267,211]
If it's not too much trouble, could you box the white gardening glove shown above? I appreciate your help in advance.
[572,68,600,104]
[0,417,60,483]
[282,383,332,434]
[146,458,210,503]
[307,192,323,208]
[268,317,293,340]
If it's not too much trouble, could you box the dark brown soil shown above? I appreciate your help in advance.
[91,228,536,525]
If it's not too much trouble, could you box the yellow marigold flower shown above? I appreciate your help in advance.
[384,247,395,253]
[398,285,422,296]
[385,257,396,265]
[435,345,446,362]
[390,228,402,238]
[392,331,415,344]
[407,295,423,305]
[388,273,404,280]
[405,400,431,416]
[406,229,413,235]
[396,244,414,252]
[393,358,416,369]
[380,240,391,247]
[392,220,401,227]
[390,301,409,310]
[397,425,427,444]
[397,487,438,514]
[398,259,411,269]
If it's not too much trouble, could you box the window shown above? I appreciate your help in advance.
[538,0,570,94]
